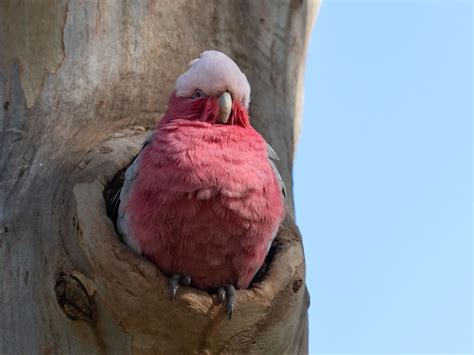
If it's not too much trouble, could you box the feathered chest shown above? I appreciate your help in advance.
[121,120,286,290]
[138,120,274,196]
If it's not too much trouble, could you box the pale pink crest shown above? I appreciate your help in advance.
[175,50,251,108]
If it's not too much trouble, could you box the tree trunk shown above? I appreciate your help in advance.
[0,1,319,353]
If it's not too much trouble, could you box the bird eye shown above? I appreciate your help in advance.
[192,89,204,99]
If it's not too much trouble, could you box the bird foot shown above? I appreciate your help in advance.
[169,274,191,300]
[217,284,236,320]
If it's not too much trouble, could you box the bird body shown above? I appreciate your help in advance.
[117,51,285,291]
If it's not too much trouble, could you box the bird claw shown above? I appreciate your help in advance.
[181,275,191,287]
[217,287,226,304]
[216,285,236,320]
[169,274,181,300]
[226,284,236,320]
[170,276,235,319]
[169,274,192,300]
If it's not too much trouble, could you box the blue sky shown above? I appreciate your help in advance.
[294,1,472,353]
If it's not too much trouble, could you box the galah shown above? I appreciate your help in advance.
[115,50,286,318]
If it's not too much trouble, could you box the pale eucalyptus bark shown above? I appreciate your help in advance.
[0,1,319,353]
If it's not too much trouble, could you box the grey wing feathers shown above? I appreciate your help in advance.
[266,143,280,161]
[248,143,285,285]
[266,143,286,198]
[115,133,154,254]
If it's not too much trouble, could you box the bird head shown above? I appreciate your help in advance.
[164,51,251,127]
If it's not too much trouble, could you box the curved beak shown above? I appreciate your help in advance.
[217,92,232,124]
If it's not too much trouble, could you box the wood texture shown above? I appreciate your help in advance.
[0,0,319,353]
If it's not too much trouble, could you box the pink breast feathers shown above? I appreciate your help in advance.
[126,119,285,290]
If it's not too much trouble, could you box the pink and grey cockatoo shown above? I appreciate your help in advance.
[115,50,286,318]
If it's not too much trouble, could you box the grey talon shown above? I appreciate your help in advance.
[217,287,226,304]
[226,284,236,320]
[181,275,191,287]
[169,274,181,300]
